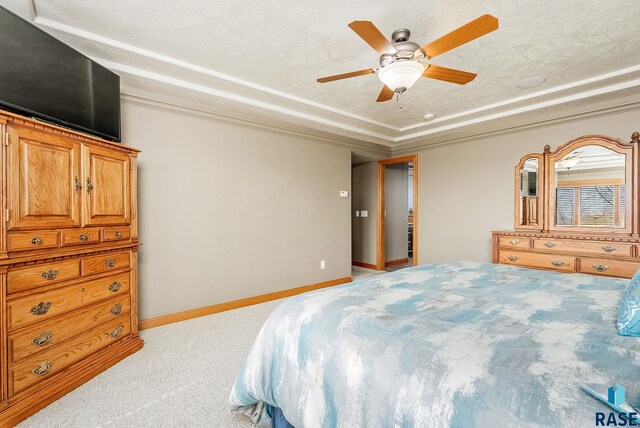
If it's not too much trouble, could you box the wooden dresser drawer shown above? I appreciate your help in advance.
[533,238,634,257]
[9,316,130,396]
[578,257,640,278]
[82,251,130,276]
[8,259,81,294]
[8,295,130,363]
[500,250,576,273]
[7,231,59,252]
[498,236,531,249]
[102,226,131,242]
[61,228,100,247]
[7,272,130,330]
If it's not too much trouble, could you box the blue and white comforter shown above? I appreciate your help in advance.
[230,262,640,427]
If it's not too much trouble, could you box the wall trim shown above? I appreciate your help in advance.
[392,101,640,155]
[352,261,378,270]
[121,93,392,159]
[138,276,352,330]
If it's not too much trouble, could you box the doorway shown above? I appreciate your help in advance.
[377,155,418,271]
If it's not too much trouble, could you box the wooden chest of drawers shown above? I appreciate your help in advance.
[0,110,142,425]
[493,231,640,278]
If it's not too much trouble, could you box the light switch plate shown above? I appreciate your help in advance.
[361,210,368,217]
[355,211,360,217]
[339,190,349,198]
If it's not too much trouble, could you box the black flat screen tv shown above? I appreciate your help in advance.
[0,6,121,141]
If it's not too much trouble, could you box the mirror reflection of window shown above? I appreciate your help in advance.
[554,145,625,228]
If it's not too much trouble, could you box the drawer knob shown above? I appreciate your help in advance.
[32,361,53,376]
[551,260,565,267]
[110,326,124,338]
[110,304,122,315]
[31,237,42,245]
[109,281,122,292]
[30,302,52,316]
[86,178,94,193]
[601,246,616,253]
[507,256,519,262]
[544,242,556,248]
[115,231,123,238]
[79,234,88,241]
[104,259,116,268]
[32,331,53,346]
[592,264,609,272]
[510,239,520,245]
[41,269,58,280]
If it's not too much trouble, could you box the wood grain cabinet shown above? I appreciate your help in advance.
[493,133,640,278]
[0,110,142,425]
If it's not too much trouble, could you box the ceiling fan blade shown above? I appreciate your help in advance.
[423,64,477,85]
[317,68,375,83]
[348,21,396,55]
[376,85,394,102]
[420,14,499,59]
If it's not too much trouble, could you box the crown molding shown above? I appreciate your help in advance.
[392,101,640,156]
[120,93,392,159]
[30,14,640,149]
[32,16,399,132]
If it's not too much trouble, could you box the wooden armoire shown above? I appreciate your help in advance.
[0,109,142,425]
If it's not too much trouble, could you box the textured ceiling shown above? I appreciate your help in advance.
[3,0,640,151]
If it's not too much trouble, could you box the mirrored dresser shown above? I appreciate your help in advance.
[493,132,640,278]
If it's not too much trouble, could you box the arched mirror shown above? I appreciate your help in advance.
[514,154,544,230]
[549,138,633,233]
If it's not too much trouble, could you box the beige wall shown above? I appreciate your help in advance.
[121,102,352,320]
[415,108,640,264]
[351,162,377,265]
[385,163,409,262]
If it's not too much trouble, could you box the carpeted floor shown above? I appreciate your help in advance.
[18,300,282,428]
[19,266,389,428]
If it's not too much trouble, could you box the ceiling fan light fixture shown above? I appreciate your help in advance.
[377,61,424,92]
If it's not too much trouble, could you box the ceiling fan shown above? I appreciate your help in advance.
[317,15,499,102]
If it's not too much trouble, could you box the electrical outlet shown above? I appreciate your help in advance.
[339,190,349,198]
[320,260,326,270]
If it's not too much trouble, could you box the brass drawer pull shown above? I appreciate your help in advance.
[79,234,88,241]
[104,259,116,268]
[115,231,123,238]
[32,361,53,376]
[110,304,122,315]
[509,239,520,245]
[86,178,94,193]
[544,242,556,248]
[109,281,122,292]
[601,246,616,253]
[31,237,42,245]
[74,176,82,191]
[32,331,53,346]
[592,264,609,272]
[507,256,519,262]
[41,269,58,280]
[30,302,52,316]
[110,326,124,338]
[551,260,565,267]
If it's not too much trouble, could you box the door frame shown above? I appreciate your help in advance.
[376,155,418,270]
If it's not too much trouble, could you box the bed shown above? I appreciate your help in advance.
[230,261,640,427]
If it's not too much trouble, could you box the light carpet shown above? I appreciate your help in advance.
[19,267,388,428]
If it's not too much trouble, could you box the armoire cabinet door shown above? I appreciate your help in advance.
[7,127,82,230]
[84,147,131,226]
